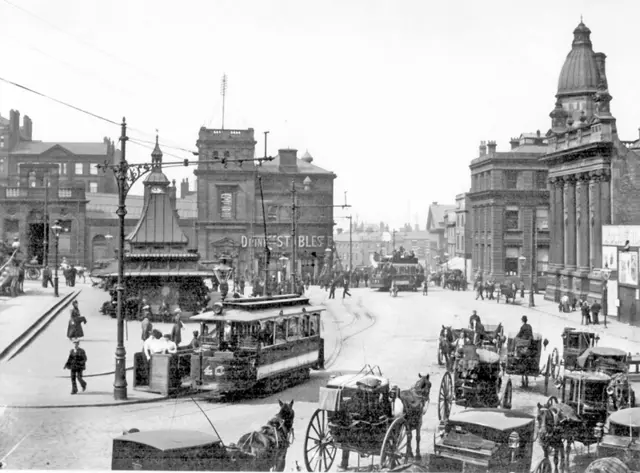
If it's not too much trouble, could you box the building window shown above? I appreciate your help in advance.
[220,191,234,219]
[535,208,549,230]
[536,171,547,189]
[505,170,518,189]
[505,208,519,230]
[59,163,67,175]
[0,136,4,148]
[537,247,549,273]
[75,163,83,175]
[90,163,99,175]
[89,182,98,193]
[505,247,520,276]
[213,151,219,158]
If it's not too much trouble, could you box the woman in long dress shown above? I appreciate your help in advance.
[67,300,87,340]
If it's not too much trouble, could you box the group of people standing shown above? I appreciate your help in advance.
[559,295,602,325]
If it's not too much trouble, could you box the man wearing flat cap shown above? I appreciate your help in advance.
[171,308,185,346]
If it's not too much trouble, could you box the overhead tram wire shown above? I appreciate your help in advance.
[0,75,202,159]
[1,0,155,82]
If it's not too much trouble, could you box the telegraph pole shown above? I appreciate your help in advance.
[42,173,49,282]
[291,180,297,293]
[348,215,353,274]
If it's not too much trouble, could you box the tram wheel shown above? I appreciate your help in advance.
[303,409,336,471]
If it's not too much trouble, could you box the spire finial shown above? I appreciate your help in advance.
[580,14,583,23]
[151,130,163,168]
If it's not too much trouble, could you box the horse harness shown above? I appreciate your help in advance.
[239,417,295,452]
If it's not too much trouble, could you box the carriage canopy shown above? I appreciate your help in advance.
[576,347,627,369]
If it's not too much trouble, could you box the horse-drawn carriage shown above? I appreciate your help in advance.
[438,345,513,422]
[303,366,431,471]
[548,327,599,380]
[505,333,552,394]
[594,407,640,471]
[111,399,295,471]
[497,282,517,304]
[431,408,542,472]
[437,324,505,368]
[536,365,636,472]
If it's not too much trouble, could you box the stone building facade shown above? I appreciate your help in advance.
[468,135,550,288]
[543,22,640,326]
[194,127,336,280]
[455,193,472,279]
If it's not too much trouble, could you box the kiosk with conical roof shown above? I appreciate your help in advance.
[106,137,213,313]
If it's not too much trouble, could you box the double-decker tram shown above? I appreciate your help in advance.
[189,294,325,396]
[369,252,424,291]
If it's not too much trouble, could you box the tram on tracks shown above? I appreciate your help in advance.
[188,294,325,396]
[370,252,424,292]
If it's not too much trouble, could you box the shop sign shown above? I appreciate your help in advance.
[241,235,332,249]
[220,193,233,219]
[603,225,640,247]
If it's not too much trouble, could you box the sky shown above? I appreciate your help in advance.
[1,0,640,231]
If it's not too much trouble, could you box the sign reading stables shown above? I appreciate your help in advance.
[240,235,331,249]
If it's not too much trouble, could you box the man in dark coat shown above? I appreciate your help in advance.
[516,316,533,340]
[42,265,53,288]
[64,340,87,394]
[591,300,602,325]
[342,276,352,299]
[328,278,337,299]
[171,310,185,346]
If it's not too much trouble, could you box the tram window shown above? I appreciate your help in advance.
[302,315,311,337]
[309,314,319,336]
[275,320,287,344]
[287,317,300,339]
[238,323,258,348]
[259,321,275,347]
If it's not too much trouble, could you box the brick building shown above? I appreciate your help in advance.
[468,135,550,287]
[334,229,383,270]
[426,202,455,267]
[543,22,640,326]
[194,127,336,280]
[444,210,456,259]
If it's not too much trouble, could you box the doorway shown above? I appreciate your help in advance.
[27,223,48,265]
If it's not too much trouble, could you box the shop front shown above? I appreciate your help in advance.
[602,225,640,326]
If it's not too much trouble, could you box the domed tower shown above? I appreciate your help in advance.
[550,21,612,132]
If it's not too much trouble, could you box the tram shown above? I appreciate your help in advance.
[189,294,325,395]
[370,252,424,291]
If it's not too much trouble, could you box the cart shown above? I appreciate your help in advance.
[505,333,552,395]
[594,406,640,471]
[548,327,600,380]
[431,408,540,472]
[303,366,409,471]
[437,325,504,369]
[438,345,512,422]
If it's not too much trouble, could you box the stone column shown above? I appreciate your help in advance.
[601,168,612,225]
[555,178,565,269]
[576,173,590,272]
[589,171,602,269]
[563,175,577,270]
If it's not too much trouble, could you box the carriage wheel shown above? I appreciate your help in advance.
[543,354,552,396]
[501,378,513,409]
[26,268,39,280]
[380,417,409,470]
[437,343,444,366]
[438,372,454,421]
[303,409,337,472]
[532,457,553,473]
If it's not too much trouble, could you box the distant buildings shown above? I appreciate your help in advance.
[455,193,472,278]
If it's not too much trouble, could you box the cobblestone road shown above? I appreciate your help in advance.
[0,285,638,470]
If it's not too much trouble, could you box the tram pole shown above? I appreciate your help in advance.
[529,209,536,307]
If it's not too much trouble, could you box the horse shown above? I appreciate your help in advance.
[438,326,457,369]
[235,400,295,472]
[536,399,581,473]
[398,374,432,460]
[607,372,636,412]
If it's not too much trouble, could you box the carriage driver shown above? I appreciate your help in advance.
[469,310,481,330]
[516,316,533,340]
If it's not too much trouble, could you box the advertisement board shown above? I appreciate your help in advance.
[618,250,638,286]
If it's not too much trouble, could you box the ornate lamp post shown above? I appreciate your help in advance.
[51,220,62,297]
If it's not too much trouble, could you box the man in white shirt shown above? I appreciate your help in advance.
[143,330,165,360]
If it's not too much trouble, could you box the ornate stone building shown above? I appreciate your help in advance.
[543,22,626,306]
[194,127,336,280]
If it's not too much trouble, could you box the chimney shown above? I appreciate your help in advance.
[278,149,298,170]
[510,137,519,150]
[487,140,497,155]
[594,52,608,89]
[180,178,190,199]
[479,141,487,156]
[22,115,32,141]
[169,179,177,206]
[8,110,20,150]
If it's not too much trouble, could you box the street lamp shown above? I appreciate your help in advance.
[51,220,62,297]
